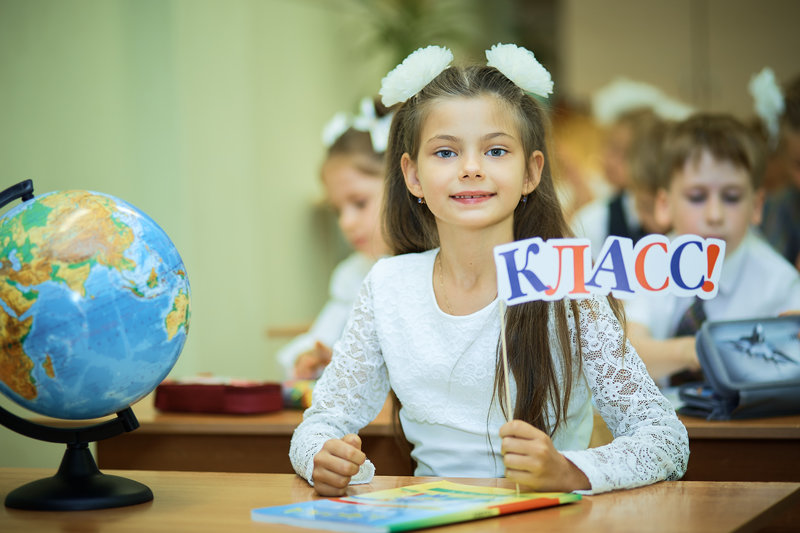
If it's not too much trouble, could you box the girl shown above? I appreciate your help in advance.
[277,98,392,379]
[290,44,688,496]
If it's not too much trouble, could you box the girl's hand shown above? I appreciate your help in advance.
[500,420,590,492]
[294,342,334,379]
[311,434,366,496]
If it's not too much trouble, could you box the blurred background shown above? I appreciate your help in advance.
[2,0,799,466]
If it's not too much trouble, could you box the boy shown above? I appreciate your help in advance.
[625,114,800,384]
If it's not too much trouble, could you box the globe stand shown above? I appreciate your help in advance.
[0,405,154,510]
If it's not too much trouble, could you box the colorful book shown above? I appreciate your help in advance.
[250,480,581,532]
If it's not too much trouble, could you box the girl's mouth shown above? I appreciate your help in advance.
[451,192,495,203]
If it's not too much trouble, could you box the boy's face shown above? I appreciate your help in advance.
[655,149,763,256]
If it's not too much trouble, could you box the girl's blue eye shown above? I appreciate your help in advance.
[487,148,507,157]
[435,149,456,158]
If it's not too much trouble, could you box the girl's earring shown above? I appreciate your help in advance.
[417,197,426,205]
[520,195,528,206]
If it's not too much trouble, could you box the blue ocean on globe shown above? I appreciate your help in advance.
[0,190,190,419]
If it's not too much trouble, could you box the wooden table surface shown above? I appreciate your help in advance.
[1,469,798,533]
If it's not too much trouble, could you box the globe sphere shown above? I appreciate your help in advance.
[0,190,190,419]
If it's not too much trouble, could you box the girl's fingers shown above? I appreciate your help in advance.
[499,419,545,439]
[312,464,355,490]
[324,436,366,466]
[342,433,363,452]
[311,435,367,495]
[315,452,362,477]
[313,479,349,497]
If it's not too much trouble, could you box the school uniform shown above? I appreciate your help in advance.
[571,191,645,258]
[290,249,688,494]
[760,185,800,267]
[625,230,800,340]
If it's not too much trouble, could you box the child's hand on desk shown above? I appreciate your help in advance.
[500,420,590,492]
[779,310,800,339]
[294,341,333,379]
[312,434,366,496]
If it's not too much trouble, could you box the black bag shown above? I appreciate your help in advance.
[678,315,800,420]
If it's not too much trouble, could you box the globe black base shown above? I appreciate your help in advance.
[4,442,153,511]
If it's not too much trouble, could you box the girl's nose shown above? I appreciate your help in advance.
[339,207,357,233]
[461,151,483,180]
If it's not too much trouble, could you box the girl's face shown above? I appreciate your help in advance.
[400,95,542,241]
[655,149,763,256]
[322,154,389,259]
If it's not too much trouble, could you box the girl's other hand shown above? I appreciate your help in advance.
[294,342,334,379]
[311,434,366,496]
[500,420,591,492]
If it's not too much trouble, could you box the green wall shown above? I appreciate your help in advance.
[0,0,388,467]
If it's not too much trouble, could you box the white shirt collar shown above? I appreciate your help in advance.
[717,230,755,297]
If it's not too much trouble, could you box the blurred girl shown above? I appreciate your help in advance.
[277,98,392,379]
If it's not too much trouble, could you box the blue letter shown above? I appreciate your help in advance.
[671,240,704,290]
[498,243,549,300]
[586,239,634,294]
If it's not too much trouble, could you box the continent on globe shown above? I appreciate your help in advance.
[0,190,190,419]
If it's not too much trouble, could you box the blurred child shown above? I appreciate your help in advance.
[277,98,392,379]
[758,72,800,270]
[627,112,672,236]
[626,114,800,384]
[290,44,688,497]
[570,109,649,255]
[571,80,693,258]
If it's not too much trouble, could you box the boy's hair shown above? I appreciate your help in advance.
[326,98,391,177]
[382,64,625,436]
[659,113,765,190]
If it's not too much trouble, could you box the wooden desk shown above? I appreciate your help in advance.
[46,397,800,482]
[679,414,800,482]
[1,469,798,532]
[90,395,413,475]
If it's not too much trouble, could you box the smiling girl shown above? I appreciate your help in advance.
[289,44,688,497]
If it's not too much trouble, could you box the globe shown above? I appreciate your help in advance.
[0,188,190,421]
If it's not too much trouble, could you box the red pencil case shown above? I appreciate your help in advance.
[154,378,283,414]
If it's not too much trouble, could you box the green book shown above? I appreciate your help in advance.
[250,480,581,532]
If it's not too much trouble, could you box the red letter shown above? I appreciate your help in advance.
[635,241,668,291]
[546,244,590,296]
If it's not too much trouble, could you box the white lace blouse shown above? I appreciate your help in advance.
[289,249,689,494]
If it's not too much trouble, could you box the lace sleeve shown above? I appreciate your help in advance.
[289,275,390,485]
[560,296,689,494]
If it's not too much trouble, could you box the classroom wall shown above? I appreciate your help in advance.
[0,0,387,468]
[2,0,799,469]
[559,0,800,117]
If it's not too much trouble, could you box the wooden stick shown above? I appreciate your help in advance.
[499,300,513,420]
[499,300,519,496]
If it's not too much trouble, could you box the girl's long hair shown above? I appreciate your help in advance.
[383,65,625,435]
